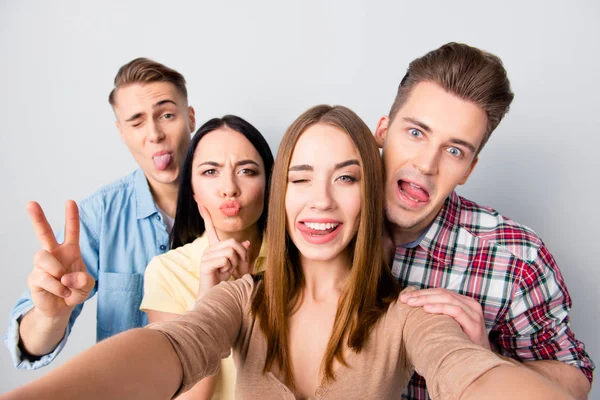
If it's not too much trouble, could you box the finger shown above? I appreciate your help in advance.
[62,271,95,292]
[400,288,467,303]
[203,247,242,269]
[26,202,59,251]
[405,293,476,315]
[422,303,478,333]
[63,200,80,246]
[208,238,249,262]
[33,250,67,278]
[199,206,220,245]
[30,271,71,298]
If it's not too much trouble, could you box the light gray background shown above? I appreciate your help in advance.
[1,0,598,397]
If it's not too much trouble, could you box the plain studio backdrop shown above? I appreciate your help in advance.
[1,0,598,397]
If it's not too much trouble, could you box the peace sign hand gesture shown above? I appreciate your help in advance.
[26,201,95,318]
[194,206,251,299]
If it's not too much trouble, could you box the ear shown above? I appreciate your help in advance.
[115,120,124,139]
[458,156,479,185]
[374,116,389,148]
[188,106,196,132]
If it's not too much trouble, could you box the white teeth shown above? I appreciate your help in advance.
[304,222,339,230]
[409,183,422,190]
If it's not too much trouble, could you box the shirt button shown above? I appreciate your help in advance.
[156,215,161,220]
[160,245,167,251]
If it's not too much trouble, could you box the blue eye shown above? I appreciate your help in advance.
[447,147,462,157]
[337,175,356,183]
[409,128,423,138]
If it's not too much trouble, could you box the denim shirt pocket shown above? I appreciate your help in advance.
[97,271,145,339]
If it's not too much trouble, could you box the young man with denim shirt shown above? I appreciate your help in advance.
[375,43,594,399]
[4,58,196,369]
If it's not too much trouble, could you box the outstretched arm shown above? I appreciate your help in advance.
[2,329,181,400]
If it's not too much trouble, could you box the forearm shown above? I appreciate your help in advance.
[18,308,71,357]
[523,360,591,400]
[462,364,574,400]
[1,328,182,400]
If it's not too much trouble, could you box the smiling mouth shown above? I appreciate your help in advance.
[298,222,342,236]
[398,180,430,203]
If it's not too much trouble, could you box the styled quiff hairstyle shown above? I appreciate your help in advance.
[108,57,188,106]
[251,105,399,389]
[389,42,514,152]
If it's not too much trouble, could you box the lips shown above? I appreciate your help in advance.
[220,200,242,217]
[152,150,173,171]
[396,179,431,208]
[297,219,342,244]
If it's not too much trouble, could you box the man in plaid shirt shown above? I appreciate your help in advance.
[374,42,594,399]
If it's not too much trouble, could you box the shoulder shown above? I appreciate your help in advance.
[77,170,138,214]
[455,195,544,263]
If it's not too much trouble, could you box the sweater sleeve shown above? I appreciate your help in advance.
[398,296,512,399]
[146,274,254,397]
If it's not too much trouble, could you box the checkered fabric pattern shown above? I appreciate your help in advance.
[392,192,594,400]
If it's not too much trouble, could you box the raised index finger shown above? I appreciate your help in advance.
[63,200,80,246]
[199,206,220,245]
[26,201,59,251]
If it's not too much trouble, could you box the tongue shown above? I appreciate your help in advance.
[307,227,336,236]
[400,181,429,202]
[153,154,172,171]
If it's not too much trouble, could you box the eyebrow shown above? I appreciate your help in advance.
[403,117,478,154]
[196,159,261,168]
[288,159,360,172]
[125,99,178,122]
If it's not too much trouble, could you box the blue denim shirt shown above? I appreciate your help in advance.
[4,169,170,369]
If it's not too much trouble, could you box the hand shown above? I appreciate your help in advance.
[400,288,491,350]
[26,201,95,319]
[195,206,250,298]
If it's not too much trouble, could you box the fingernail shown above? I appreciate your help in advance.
[407,297,417,304]
[64,276,74,287]
[63,289,71,297]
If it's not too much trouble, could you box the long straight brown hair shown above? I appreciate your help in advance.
[251,105,400,388]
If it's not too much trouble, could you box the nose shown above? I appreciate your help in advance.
[309,179,335,211]
[146,120,166,143]
[413,147,440,176]
[220,171,240,198]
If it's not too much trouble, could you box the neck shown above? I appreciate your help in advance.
[147,179,179,218]
[386,207,442,248]
[300,252,351,302]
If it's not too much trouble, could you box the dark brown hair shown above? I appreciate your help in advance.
[108,57,187,106]
[389,42,514,152]
[251,105,399,388]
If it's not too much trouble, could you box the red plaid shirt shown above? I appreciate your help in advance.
[392,192,594,400]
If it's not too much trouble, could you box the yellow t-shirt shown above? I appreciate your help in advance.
[141,233,267,400]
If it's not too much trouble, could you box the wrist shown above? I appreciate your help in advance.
[29,307,72,333]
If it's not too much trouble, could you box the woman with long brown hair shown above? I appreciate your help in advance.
[1,105,571,400]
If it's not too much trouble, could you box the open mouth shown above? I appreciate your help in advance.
[153,152,173,171]
[297,220,343,244]
[302,222,340,235]
[398,180,430,204]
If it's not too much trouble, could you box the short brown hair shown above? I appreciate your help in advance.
[251,105,399,388]
[108,57,187,106]
[389,42,514,152]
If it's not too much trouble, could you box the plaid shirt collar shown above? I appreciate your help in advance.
[417,191,462,266]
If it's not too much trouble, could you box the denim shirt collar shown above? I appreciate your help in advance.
[133,169,159,220]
